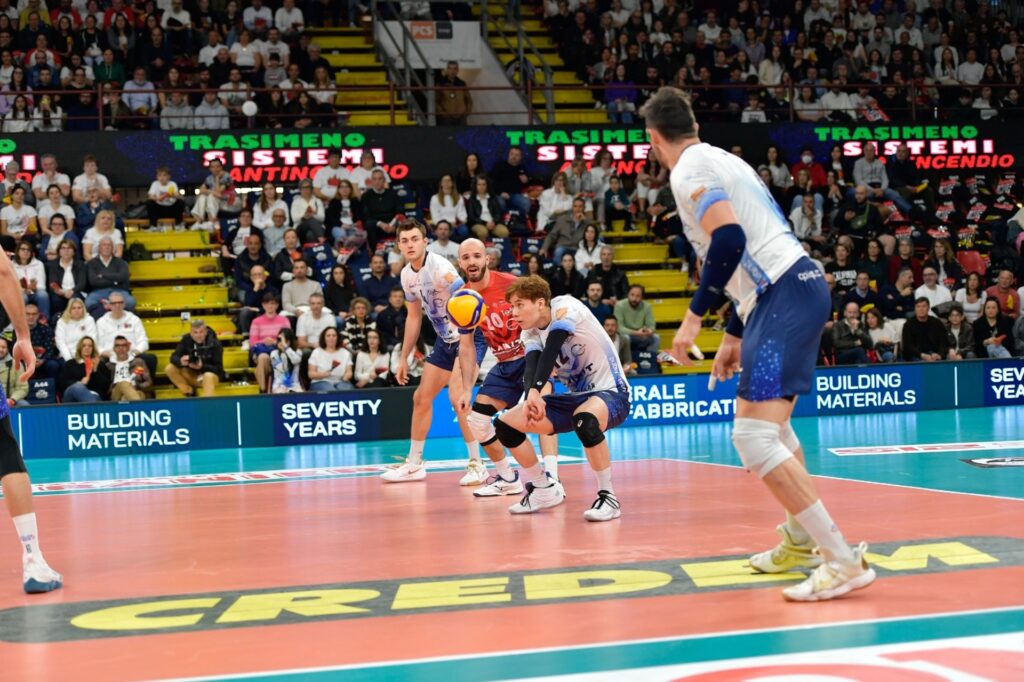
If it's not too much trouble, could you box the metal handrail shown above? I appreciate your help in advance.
[369,0,436,126]
[482,3,555,124]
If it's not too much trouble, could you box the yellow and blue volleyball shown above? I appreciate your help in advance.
[447,289,487,330]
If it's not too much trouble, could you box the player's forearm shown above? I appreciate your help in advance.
[400,317,421,362]
[458,336,476,394]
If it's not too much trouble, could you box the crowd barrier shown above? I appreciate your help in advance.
[0,121,1015,188]
[14,359,1023,461]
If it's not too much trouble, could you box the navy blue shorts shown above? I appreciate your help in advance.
[543,389,631,435]
[738,257,831,402]
[426,330,487,372]
[477,357,527,407]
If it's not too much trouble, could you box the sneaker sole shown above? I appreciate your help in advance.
[584,508,622,522]
[380,471,426,483]
[508,494,566,514]
[749,556,823,574]
[782,568,877,602]
[24,578,62,594]
[474,485,525,497]
[459,476,487,486]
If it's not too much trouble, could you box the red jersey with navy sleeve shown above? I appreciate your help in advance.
[475,271,524,362]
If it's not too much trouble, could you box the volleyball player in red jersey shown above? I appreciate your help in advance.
[455,239,560,497]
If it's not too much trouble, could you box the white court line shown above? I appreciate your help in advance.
[160,604,1024,682]
[660,457,1024,503]
[829,440,1024,456]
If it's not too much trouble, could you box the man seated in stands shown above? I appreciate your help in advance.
[582,281,612,323]
[357,253,398,316]
[165,319,224,398]
[361,169,402,250]
[914,266,952,314]
[374,285,407,349]
[295,292,336,350]
[541,197,593,263]
[233,233,272,295]
[586,245,630,307]
[986,270,1020,320]
[25,303,60,379]
[281,259,322,316]
[106,335,153,401]
[831,301,872,365]
[881,267,916,320]
[902,297,949,362]
[78,236,134,318]
[95,291,156,377]
[425,220,459,265]
[614,283,660,353]
[603,316,636,377]
[842,271,881,311]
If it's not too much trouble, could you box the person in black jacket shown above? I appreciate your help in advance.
[46,240,84,318]
[465,175,507,239]
[233,232,272,293]
[973,298,1016,359]
[58,336,111,402]
[585,245,630,306]
[374,286,407,350]
[76,236,133,318]
[164,319,225,397]
[902,297,949,361]
[547,252,585,298]
[488,147,531,217]
[360,169,402,250]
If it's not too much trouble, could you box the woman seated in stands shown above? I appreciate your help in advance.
[547,252,585,298]
[466,175,508,241]
[355,329,390,388]
[59,336,110,403]
[973,298,1015,359]
[429,174,469,242]
[325,264,356,326]
[82,209,123,260]
[308,327,354,393]
[340,296,375,353]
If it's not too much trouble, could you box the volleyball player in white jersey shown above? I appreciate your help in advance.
[491,275,630,521]
[381,220,490,485]
[642,88,875,601]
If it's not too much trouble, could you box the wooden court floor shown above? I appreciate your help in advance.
[0,407,1022,681]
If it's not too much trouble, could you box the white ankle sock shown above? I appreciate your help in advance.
[465,440,481,462]
[494,457,513,480]
[794,500,855,564]
[785,511,811,544]
[407,440,425,465]
[543,454,558,480]
[593,467,613,494]
[13,513,42,566]
[524,463,549,487]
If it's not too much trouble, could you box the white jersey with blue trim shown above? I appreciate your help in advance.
[522,296,629,394]
[400,251,464,344]
[669,142,804,321]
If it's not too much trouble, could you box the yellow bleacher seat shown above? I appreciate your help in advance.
[552,110,611,125]
[134,285,231,312]
[659,329,724,354]
[336,72,388,85]
[649,297,688,324]
[129,257,221,282]
[151,347,250,376]
[627,270,689,294]
[662,363,714,376]
[127,231,213,253]
[324,53,379,67]
[611,243,669,264]
[143,315,238,344]
[345,113,416,126]
[153,383,259,400]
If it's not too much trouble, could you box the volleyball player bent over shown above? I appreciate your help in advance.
[644,88,874,601]
[381,221,489,485]
[0,244,62,593]
[454,239,560,497]
[492,276,630,521]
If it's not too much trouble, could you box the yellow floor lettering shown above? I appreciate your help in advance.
[391,577,511,610]
[680,560,804,588]
[72,598,222,631]
[865,542,1000,571]
[523,570,672,600]
[216,589,381,623]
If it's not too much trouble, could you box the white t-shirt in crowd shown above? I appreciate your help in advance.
[309,347,353,380]
[148,180,179,206]
[313,165,350,200]
[82,227,124,254]
[73,172,111,195]
[296,312,337,343]
[0,203,36,237]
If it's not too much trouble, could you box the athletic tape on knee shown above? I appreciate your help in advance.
[732,418,793,479]
[780,420,800,454]
[573,412,605,448]
[0,417,27,478]
[494,418,527,449]
[468,402,498,446]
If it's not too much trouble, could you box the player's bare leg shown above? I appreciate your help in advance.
[493,406,565,514]
[571,396,620,522]
[381,362,453,482]
[735,397,875,600]
[2,456,62,592]
[448,361,487,485]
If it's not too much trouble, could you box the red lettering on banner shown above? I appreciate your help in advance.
[673,663,946,681]
[410,21,435,39]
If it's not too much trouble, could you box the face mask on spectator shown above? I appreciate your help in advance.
[801,154,813,164]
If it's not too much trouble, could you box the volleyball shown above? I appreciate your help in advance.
[241,101,259,117]
[447,289,487,330]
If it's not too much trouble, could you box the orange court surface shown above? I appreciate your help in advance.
[1,407,1022,681]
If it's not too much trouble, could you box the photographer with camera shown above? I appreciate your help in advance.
[164,319,224,398]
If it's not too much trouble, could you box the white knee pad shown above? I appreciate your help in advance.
[732,418,794,479]
[467,409,497,445]
[780,420,800,454]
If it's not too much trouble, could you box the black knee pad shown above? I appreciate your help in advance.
[494,418,526,449]
[0,416,27,478]
[471,402,498,416]
[573,412,605,448]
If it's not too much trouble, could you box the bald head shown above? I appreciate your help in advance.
[458,238,489,283]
